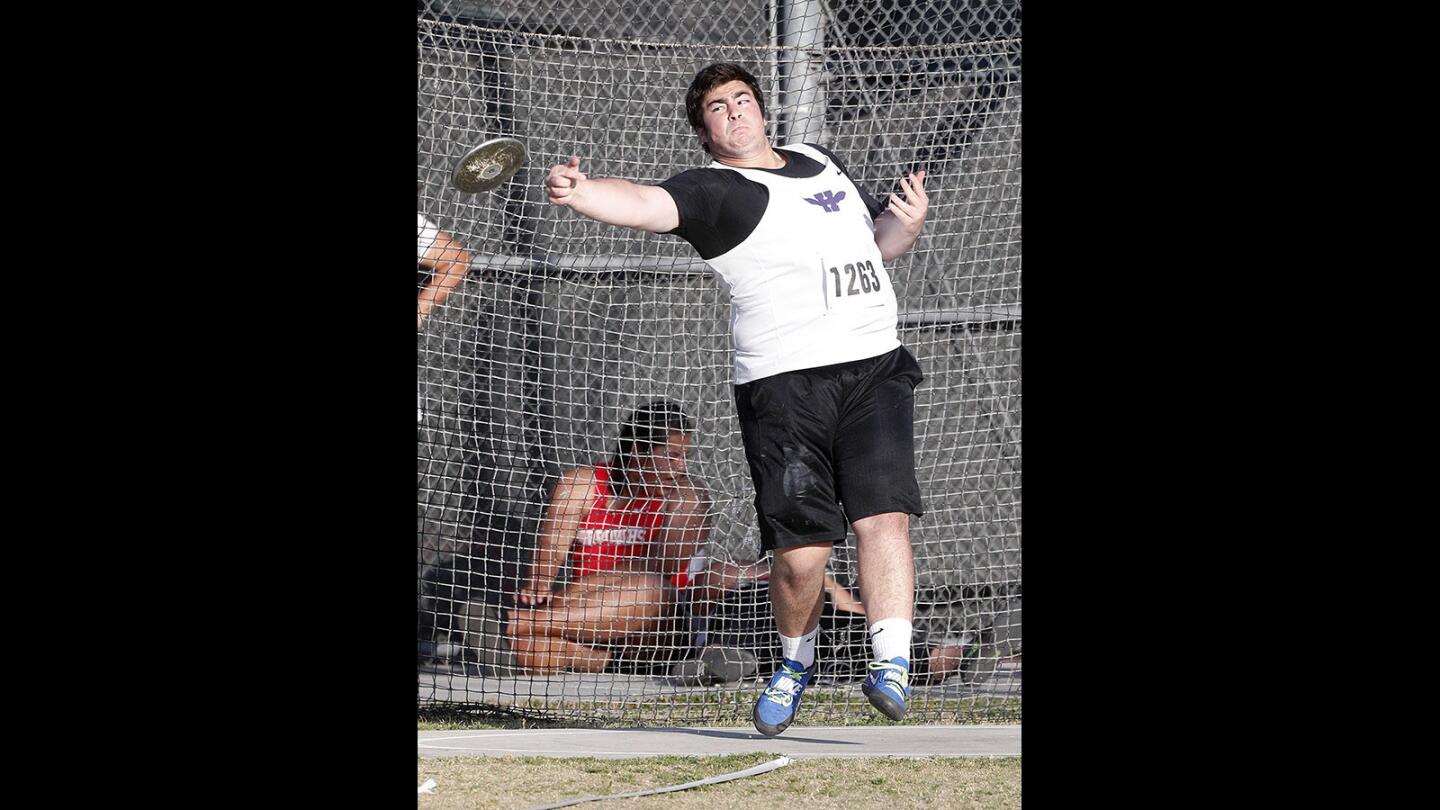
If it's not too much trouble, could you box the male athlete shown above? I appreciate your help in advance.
[544,63,929,736]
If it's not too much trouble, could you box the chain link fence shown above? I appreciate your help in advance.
[418,0,1020,724]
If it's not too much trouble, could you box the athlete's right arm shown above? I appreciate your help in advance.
[517,467,594,606]
[545,157,680,233]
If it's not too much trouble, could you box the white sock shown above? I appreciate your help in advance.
[868,618,913,664]
[779,625,819,668]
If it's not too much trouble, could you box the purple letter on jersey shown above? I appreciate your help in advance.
[804,190,846,212]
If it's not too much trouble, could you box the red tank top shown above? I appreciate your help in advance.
[569,464,665,577]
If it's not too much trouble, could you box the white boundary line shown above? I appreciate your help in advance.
[519,756,793,810]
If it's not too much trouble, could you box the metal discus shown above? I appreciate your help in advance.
[450,137,526,193]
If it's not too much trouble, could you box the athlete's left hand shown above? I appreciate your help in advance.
[516,582,553,607]
[886,170,928,235]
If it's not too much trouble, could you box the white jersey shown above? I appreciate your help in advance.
[417,213,439,261]
[698,144,899,384]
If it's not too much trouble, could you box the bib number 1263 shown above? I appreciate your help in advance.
[825,259,882,302]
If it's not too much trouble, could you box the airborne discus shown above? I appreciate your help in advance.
[451,137,526,193]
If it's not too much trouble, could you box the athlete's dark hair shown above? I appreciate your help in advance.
[608,399,694,490]
[684,63,766,154]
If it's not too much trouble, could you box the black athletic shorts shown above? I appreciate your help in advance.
[734,345,924,551]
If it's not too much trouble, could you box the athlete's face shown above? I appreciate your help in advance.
[642,431,691,482]
[698,80,766,158]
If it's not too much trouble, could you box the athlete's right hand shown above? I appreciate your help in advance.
[545,156,587,206]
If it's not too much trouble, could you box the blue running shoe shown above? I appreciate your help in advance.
[861,657,910,721]
[752,658,815,737]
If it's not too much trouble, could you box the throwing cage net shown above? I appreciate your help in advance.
[418,0,1021,725]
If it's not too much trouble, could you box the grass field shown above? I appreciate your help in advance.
[418,752,1021,809]
[418,709,1020,808]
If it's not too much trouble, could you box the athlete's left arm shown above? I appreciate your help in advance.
[651,475,712,577]
[417,228,475,329]
[871,170,928,262]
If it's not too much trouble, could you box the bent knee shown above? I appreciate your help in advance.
[852,511,911,542]
[626,573,671,605]
[771,546,830,589]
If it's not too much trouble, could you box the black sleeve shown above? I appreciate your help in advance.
[807,142,886,220]
[658,169,768,260]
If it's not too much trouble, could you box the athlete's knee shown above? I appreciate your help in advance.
[597,573,667,617]
[771,544,831,590]
[630,575,671,614]
[853,511,911,543]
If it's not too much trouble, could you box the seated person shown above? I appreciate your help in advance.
[460,399,754,679]
[417,210,474,330]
